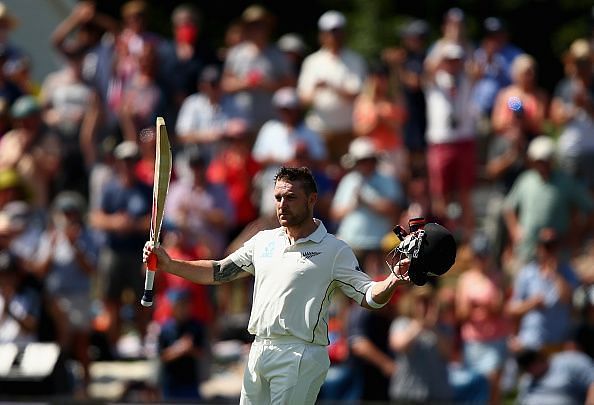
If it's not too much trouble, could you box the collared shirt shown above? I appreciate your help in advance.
[227,219,374,345]
[512,261,579,349]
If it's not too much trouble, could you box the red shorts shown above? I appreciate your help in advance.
[427,139,476,196]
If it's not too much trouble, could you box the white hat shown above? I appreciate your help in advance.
[272,87,300,109]
[114,140,140,160]
[527,135,556,161]
[440,42,465,60]
[318,10,346,31]
[341,137,377,168]
[277,33,307,54]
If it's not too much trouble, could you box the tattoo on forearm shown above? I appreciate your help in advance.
[213,259,247,282]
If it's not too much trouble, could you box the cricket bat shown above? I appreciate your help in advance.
[141,117,172,307]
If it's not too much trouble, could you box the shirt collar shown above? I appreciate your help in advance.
[278,218,327,244]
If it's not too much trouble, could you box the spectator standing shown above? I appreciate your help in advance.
[330,137,404,278]
[383,19,430,174]
[89,140,151,348]
[277,33,308,78]
[32,191,97,391]
[352,60,408,181]
[101,0,163,139]
[483,89,530,265]
[207,122,261,240]
[456,232,511,404]
[0,96,62,209]
[424,8,474,77]
[0,250,40,346]
[424,42,479,240]
[152,225,215,329]
[252,86,327,218]
[347,295,396,402]
[297,10,367,167]
[470,17,523,133]
[158,3,218,111]
[0,2,25,65]
[221,5,293,133]
[551,39,594,193]
[507,228,580,353]
[175,64,247,163]
[50,0,119,59]
[503,135,594,265]
[491,54,548,142]
[164,148,234,260]
[39,48,95,195]
[117,43,165,142]
[388,285,454,403]
[515,348,594,405]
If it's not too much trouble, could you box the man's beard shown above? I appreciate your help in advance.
[278,206,310,227]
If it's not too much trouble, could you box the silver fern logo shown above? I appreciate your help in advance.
[301,251,321,260]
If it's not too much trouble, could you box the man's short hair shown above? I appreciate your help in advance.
[274,166,318,195]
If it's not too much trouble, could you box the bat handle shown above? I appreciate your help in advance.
[141,253,158,307]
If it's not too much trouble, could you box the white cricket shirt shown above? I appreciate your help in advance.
[227,219,374,346]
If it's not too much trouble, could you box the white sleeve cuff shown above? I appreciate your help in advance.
[365,282,386,309]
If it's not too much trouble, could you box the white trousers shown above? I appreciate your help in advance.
[240,336,330,405]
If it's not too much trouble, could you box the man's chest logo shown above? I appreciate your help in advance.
[261,241,275,258]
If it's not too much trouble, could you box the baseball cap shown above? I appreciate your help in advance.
[445,7,465,23]
[484,17,506,34]
[199,65,221,84]
[10,95,40,119]
[568,39,592,61]
[277,33,307,55]
[527,135,555,161]
[114,140,140,161]
[318,10,346,31]
[272,87,300,109]
[53,191,86,214]
[241,5,273,25]
[341,137,378,169]
[408,222,457,286]
[400,19,430,38]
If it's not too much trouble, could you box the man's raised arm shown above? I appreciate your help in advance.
[143,242,251,285]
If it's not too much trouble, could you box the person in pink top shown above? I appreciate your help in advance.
[456,232,511,405]
[353,61,408,181]
[491,54,548,140]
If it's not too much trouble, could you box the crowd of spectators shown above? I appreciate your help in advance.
[0,1,594,402]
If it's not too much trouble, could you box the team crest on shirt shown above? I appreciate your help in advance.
[301,251,321,260]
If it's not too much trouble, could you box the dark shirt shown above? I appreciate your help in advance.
[99,178,151,252]
[158,318,207,388]
[348,305,393,401]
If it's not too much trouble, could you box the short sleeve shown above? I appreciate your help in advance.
[511,266,529,302]
[332,245,373,304]
[175,97,196,136]
[390,317,411,336]
[503,172,526,212]
[226,233,257,275]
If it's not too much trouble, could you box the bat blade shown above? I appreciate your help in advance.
[141,117,172,307]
